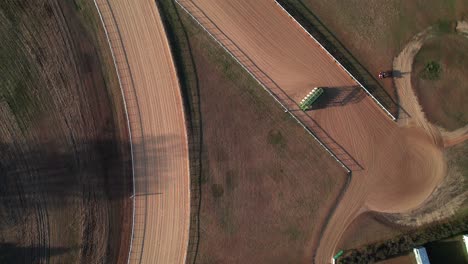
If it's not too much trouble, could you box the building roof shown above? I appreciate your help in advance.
[413,247,430,264]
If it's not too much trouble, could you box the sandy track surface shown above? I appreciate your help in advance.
[94,0,190,263]
[442,126,468,147]
[177,0,446,262]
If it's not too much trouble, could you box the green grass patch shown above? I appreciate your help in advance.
[200,173,208,185]
[0,17,42,131]
[72,0,84,11]
[267,129,286,150]
[225,170,237,191]
[435,19,456,34]
[211,184,224,199]
[420,61,442,80]
[284,226,301,241]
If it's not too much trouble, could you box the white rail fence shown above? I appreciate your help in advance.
[92,1,146,264]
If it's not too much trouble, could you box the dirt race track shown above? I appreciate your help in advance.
[94,0,190,263]
[177,0,447,263]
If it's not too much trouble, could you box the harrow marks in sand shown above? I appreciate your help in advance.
[176,0,445,263]
[94,0,190,263]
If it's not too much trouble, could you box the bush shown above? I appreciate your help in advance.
[421,61,441,80]
[211,184,224,198]
[435,19,456,34]
[267,130,286,149]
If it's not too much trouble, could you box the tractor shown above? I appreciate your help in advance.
[378,71,393,79]
[299,87,324,111]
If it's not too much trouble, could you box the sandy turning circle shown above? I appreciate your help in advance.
[367,126,445,213]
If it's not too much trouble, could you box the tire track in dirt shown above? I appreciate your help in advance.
[93,0,190,263]
[176,0,446,263]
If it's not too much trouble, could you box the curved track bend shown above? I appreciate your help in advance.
[94,0,190,263]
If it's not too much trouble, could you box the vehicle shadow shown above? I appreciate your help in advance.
[310,86,366,110]
[391,70,410,78]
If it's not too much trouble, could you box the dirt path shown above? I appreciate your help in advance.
[393,23,468,148]
[177,0,446,263]
[94,0,190,263]
[442,125,468,147]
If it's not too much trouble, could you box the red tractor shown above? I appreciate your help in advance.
[378,71,393,79]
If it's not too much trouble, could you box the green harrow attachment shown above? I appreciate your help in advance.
[299,87,324,111]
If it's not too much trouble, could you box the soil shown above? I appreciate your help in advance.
[94,0,191,263]
[177,0,447,263]
[0,0,131,263]
[412,33,468,131]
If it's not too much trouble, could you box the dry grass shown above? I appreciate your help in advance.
[412,33,468,131]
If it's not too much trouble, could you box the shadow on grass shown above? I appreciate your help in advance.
[0,243,71,263]
[0,134,181,227]
[426,239,468,264]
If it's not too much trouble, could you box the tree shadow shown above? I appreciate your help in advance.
[0,243,70,263]
[0,134,179,224]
